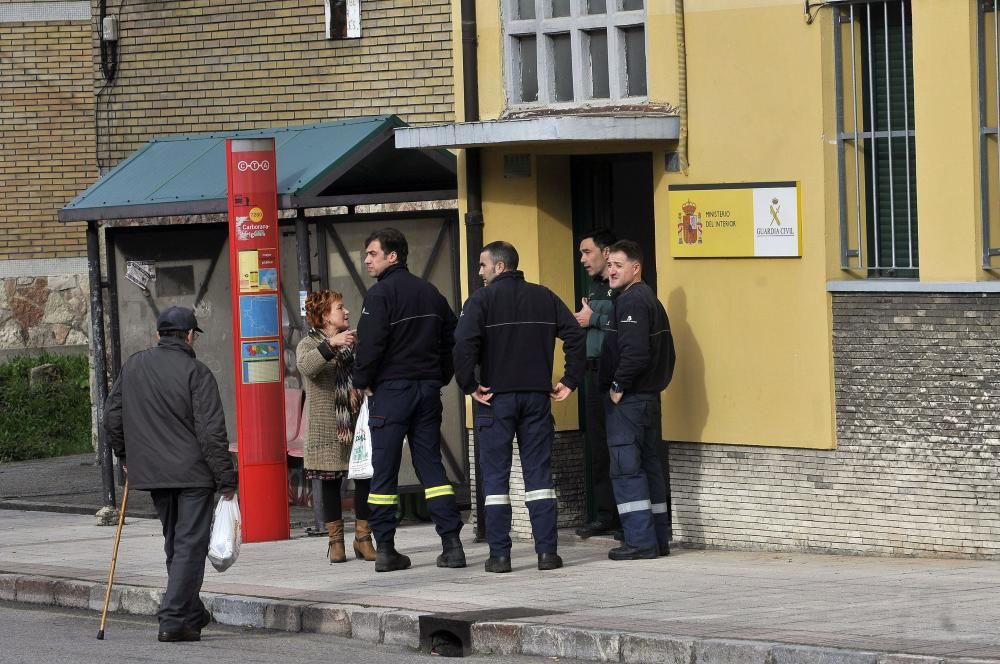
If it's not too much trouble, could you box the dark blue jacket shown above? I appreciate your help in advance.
[599,281,675,394]
[352,264,457,389]
[453,270,586,394]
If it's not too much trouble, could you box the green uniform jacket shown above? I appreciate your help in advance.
[585,276,615,359]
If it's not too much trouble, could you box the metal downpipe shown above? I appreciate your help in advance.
[461,0,486,541]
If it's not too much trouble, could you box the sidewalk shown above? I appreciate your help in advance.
[1,509,998,664]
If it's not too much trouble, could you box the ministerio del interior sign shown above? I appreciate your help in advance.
[668,181,801,258]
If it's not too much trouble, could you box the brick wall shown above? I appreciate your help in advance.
[0,5,94,261]
[468,430,587,542]
[93,0,455,166]
[669,292,1000,559]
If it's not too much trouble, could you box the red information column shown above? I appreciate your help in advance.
[225,138,289,543]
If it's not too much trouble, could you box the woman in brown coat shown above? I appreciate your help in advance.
[295,290,375,563]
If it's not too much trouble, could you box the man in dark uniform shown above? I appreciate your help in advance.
[104,306,237,642]
[352,228,465,573]
[453,241,586,573]
[599,240,675,560]
[573,229,621,540]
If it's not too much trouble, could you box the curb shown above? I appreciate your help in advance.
[1,572,996,664]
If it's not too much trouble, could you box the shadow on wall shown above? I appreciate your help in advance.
[665,287,709,546]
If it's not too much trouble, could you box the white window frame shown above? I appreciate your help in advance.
[503,0,648,108]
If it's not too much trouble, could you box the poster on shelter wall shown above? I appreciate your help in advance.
[669,182,801,258]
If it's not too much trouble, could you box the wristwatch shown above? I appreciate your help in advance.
[610,381,623,394]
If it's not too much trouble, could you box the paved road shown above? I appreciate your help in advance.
[0,601,587,664]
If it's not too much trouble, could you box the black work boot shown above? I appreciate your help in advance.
[484,555,512,573]
[575,520,618,539]
[436,533,467,568]
[537,553,563,570]
[375,544,412,572]
[608,544,658,561]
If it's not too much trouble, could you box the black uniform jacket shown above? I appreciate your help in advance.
[104,336,237,492]
[599,281,675,394]
[453,270,586,395]
[352,263,457,390]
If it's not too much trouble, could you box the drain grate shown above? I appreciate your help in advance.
[419,607,563,657]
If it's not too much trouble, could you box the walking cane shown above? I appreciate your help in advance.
[96,479,129,640]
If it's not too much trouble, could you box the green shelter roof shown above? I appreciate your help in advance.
[59,115,456,222]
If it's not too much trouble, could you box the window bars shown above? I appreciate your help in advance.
[979,1,1000,268]
[834,0,918,277]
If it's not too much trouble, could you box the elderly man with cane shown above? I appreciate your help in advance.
[104,306,237,642]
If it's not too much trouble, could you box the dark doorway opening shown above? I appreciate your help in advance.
[570,152,656,295]
[570,152,659,526]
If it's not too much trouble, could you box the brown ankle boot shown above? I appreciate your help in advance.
[353,519,377,561]
[326,520,346,564]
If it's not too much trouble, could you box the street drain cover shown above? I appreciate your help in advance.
[419,607,563,657]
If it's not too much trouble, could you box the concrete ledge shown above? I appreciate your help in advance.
[264,600,308,632]
[878,656,945,664]
[211,595,270,628]
[51,580,92,609]
[382,611,425,649]
[301,603,352,636]
[694,638,773,664]
[15,576,56,605]
[521,624,622,661]
[772,644,879,664]
[827,280,1000,293]
[0,574,21,601]
[621,633,695,664]
[118,586,162,616]
[471,621,524,656]
[347,606,393,643]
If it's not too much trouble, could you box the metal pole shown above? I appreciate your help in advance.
[88,220,115,508]
[295,209,312,333]
[315,220,330,291]
[293,209,324,532]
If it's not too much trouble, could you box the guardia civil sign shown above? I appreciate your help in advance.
[668,181,801,258]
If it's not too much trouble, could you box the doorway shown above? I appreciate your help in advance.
[570,152,657,523]
[570,153,656,295]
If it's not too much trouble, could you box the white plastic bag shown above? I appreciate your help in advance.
[348,397,374,480]
[207,494,241,572]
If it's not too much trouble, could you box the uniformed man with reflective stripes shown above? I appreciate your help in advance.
[599,239,675,560]
[352,228,465,573]
[453,241,586,573]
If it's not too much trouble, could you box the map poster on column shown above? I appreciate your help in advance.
[238,248,278,293]
[241,340,281,384]
[239,294,279,339]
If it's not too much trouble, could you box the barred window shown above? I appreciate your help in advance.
[834,0,918,277]
[504,0,647,106]
[979,1,1000,267]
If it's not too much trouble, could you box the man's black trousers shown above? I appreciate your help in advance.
[475,392,558,557]
[584,366,619,527]
[366,379,462,547]
[150,487,214,632]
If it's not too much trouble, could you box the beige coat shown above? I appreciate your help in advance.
[295,332,361,472]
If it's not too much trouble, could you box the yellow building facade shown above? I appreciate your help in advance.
[398,0,1000,557]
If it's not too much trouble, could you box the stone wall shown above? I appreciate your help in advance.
[0,272,89,356]
[467,429,587,542]
[668,291,1000,559]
